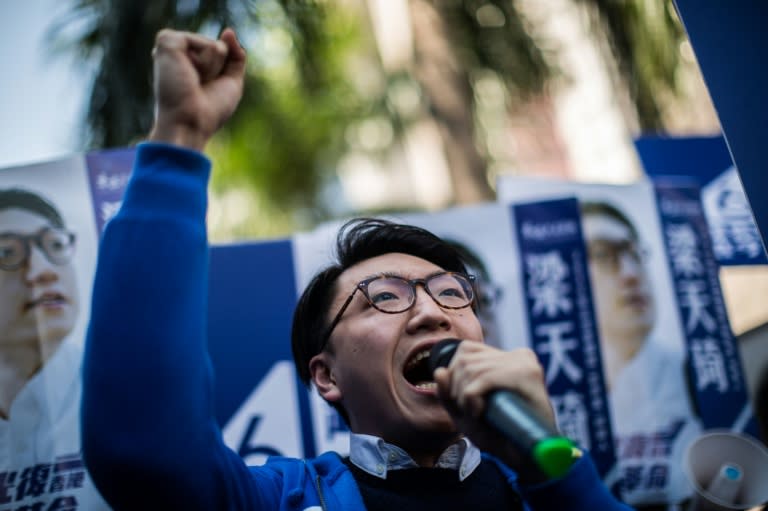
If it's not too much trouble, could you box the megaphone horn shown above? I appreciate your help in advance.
[684,431,768,511]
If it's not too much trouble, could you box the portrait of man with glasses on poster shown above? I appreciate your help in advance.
[581,200,703,509]
[0,187,109,509]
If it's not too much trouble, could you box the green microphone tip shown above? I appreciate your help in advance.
[532,437,579,479]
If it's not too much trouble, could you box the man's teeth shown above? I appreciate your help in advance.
[406,349,430,370]
[405,349,437,389]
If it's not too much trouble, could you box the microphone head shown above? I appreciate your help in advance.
[429,338,463,373]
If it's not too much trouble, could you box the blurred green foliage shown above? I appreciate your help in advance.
[49,0,686,239]
[206,2,371,236]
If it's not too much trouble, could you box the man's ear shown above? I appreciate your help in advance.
[309,353,342,403]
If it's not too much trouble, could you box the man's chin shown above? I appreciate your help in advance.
[37,324,76,345]
[412,412,459,438]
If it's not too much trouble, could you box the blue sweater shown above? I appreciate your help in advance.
[82,143,633,511]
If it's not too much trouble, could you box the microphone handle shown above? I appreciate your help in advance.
[430,338,577,479]
[486,391,577,479]
[486,390,556,451]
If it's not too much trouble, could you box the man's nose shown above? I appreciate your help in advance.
[406,286,451,332]
[23,246,59,285]
[616,251,642,279]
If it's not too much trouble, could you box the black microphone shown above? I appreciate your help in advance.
[429,338,577,479]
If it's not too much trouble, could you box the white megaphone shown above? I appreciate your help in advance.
[684,430,768,511]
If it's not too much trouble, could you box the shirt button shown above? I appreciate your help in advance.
[388,453,397,461]
[376,464,384,474]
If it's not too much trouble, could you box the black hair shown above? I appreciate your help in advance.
[443,238,490,281]
[580,201,638,240]
[0,188,65,228]
[443,237,497,313]
[291,218,470,423]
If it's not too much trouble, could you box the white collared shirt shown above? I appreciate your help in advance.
[610,338,702,505]
[0,340,111,510]
[348,433,482,481]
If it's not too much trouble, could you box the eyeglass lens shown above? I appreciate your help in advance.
[588,239,645,270]
[0,228,76,270]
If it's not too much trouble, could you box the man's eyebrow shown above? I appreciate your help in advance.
[375,271,400,279]
[373,270,446,280]
[587,237,637,244]
[0,231,28,238]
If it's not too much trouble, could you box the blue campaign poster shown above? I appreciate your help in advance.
[511,198,616,482]
[0,155,110,509]
[207,240,316,464]
[495,175,738,505]
[634,135,767,265]
[654,183,757,435]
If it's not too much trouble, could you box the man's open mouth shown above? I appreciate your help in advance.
[403,348,436,390]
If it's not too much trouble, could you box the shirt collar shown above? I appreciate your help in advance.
[348,433,482,481]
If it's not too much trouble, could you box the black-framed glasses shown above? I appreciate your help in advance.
[0,227,76,271]
[320,271,475,351]
[587,239,648,272]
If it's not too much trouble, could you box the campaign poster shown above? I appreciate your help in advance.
[635,135,767,266]
[0,156,112,510]
[497,175,756,506]
[654,183,756,434]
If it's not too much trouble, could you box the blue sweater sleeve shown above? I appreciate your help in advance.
[519,454,634,510]
[81,143,281,510]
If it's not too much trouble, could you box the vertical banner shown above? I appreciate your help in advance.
[654,182,757,434]
[511,198,616,480]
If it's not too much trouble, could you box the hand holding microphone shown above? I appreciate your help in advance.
[429,338,578,480]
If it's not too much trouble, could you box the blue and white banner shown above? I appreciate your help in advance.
[635,135,767,265]
[654,183,757,434]
[511,198,616,480]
